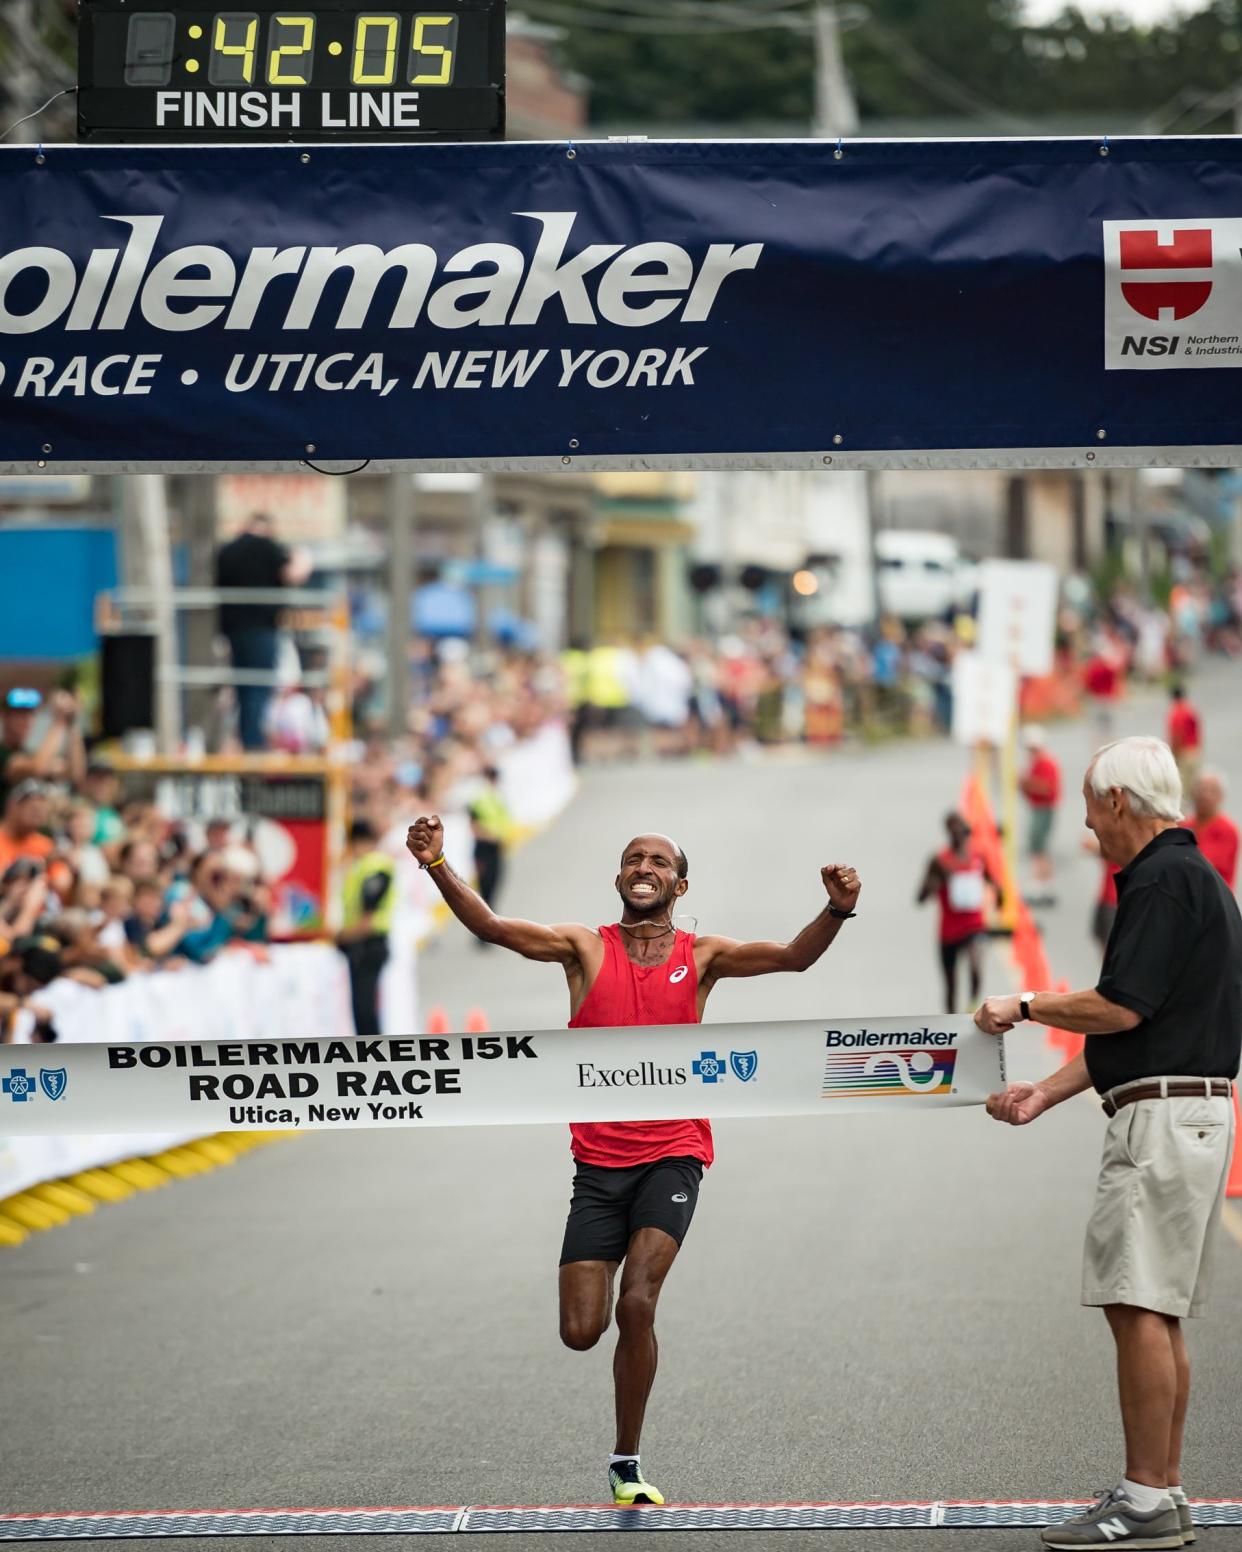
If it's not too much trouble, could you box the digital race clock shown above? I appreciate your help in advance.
[77,0,505,141]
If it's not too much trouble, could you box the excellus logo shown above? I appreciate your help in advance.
[0,212,763,337]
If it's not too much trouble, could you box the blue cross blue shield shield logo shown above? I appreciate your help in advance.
[39,1067,68,1101]
[730,1050,758,1082]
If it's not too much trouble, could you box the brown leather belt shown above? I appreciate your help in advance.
[1101,1078,1232,1117]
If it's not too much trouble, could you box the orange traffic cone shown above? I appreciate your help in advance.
[1046,981,1070,1055]
[465,1006,490,1033]
[425,1004,451,1035]
[1227,1088,1242,1200]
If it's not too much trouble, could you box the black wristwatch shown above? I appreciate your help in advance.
[828,905,857,920]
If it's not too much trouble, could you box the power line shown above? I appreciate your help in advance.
[522,0,814,32]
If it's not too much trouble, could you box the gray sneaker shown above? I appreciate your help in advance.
[1040,1487,1183,1550]
[1171,1496,1195,1545]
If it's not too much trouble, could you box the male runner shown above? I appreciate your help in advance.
[406,816,860,1506]
[917,811,1001,1013]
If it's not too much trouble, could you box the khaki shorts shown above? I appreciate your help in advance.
[1082,1080,1236,1319]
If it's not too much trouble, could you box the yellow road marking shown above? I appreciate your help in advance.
[1221,1201,1242,1251]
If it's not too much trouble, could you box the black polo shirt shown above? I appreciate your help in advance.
[1091,827,1242,1093]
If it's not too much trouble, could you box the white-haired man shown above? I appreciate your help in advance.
[976,736,1241,1551]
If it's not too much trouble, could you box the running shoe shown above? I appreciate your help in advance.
[1170,1493,1195,1546]
[608,1459,664,1506]
[1040,1487,1182,1549]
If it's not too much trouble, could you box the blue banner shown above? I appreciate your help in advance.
[0,137,1239,471]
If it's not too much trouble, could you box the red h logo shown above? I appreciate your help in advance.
[1119,227,1211,322]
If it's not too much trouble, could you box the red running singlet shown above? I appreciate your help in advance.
[568,924,713,1169]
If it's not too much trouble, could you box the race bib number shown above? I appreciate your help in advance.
[948,870,985,913]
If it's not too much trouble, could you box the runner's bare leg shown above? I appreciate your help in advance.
[613,1228,679,1455]
[559,1260,619,1350]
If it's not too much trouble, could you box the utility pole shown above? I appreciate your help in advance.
[119,475,180,753]
[812,5,859,139]
[2,0,41,143]
[472,472,495,653]
[386,472,415,738]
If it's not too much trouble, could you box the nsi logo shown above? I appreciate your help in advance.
[1119,226,1212,323]
[1121,334,1179,356]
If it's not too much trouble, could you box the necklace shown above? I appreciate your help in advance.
[617,917,674,939]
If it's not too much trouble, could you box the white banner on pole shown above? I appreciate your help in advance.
[0,1018,1005,1137]
[976,559,1059,676]
[952,650,1017,747]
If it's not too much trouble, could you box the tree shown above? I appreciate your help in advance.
[520,0,1242,130]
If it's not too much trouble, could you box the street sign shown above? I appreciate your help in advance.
[976,560,1059,677]
[77,0,505,142]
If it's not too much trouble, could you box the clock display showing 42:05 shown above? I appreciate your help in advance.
[125,9,462,88]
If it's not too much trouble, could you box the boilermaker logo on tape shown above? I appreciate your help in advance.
[822,1044,958,1100]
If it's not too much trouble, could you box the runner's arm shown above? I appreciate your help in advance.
[700,863,861,979]
[916,855,943,903]
[406,815,586,965]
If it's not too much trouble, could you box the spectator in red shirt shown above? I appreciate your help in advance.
[1083,639,1124,736]
[1166,685,1202,785]
[1020,725,1061,906]
[1189,770,1238,890]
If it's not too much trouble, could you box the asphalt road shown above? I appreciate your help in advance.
[3,660,1241,1552]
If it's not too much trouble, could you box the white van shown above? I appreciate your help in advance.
[875,530,973,621]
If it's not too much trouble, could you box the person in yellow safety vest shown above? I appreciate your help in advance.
[469,766,515,931]
[337,817,397,1038]
[584,643,637,761]
[560,643,591,765]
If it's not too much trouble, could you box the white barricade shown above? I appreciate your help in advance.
[0,944,351,1198]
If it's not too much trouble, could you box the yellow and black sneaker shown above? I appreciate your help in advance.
[609,1458,664,1506]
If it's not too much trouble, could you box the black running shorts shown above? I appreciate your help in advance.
[939,932,981,978]
[559,1154,705,1266]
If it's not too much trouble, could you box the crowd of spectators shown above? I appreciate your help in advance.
[5,519,1238,1042]
[554,564,1242,763]
[0,687,272,1041]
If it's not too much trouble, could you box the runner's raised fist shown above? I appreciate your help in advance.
[407,815,444,866]
[821,864,860,911]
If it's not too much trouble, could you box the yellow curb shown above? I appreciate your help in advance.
[147,1147,206,1178]
[28,1181,96,1216]
[182,1137,237,1167]
[69,1168,135,1203]
[0,1215,30,1245]
[2,1130,291,1246]
[2,1192,70,1230]
[210,1134,253,1155]
[106,1158,172,1191]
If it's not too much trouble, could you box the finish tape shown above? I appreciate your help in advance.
[2,1500,1241,1538]
[0,1016,1004,1136]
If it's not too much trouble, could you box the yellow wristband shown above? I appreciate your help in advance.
[425,853,447,870]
